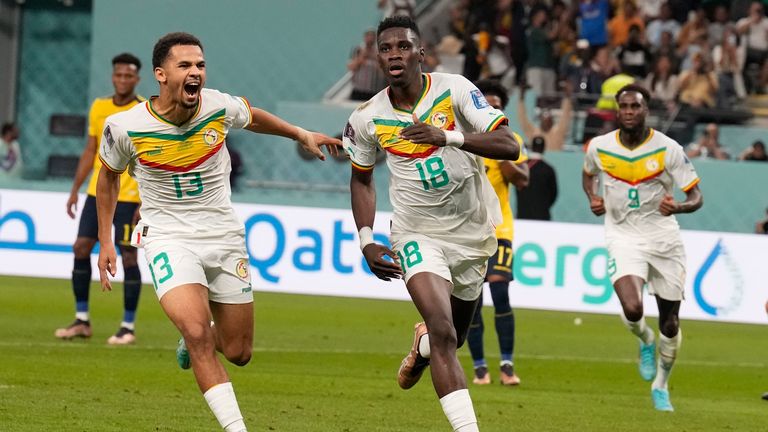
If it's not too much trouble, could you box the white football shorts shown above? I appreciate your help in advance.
[140,232,253,304]
[607,238,687,301]
[391,232,496,301]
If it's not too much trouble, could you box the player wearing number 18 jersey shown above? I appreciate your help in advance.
[95,32,340,432]
[346,16,520,431]
[583,84,703,412]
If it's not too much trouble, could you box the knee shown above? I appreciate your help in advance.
[660,316,679,338]
[181,323,215,351]
[72,239,94,258]
[120,248,139,268]
[622,303,644,322]
[224,344,252,366]
[426,319,458,352]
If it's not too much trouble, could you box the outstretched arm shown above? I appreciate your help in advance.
[350,168,402,281]
[245,108,341,160]
[399,113,519,160]
[96,167,121,291]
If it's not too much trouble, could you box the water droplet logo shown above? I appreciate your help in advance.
[693,239,744,316]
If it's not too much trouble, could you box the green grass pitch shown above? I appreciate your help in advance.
[0,275,766,431]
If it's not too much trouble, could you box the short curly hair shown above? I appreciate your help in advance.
[152,32,203,68]
[377,15,421,40]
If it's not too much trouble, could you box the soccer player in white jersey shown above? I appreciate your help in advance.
[95,32,340,432]
[345,16,520,431]
[582,84,703,412]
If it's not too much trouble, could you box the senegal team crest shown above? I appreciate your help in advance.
[430,112,448,129]
[203,128,218,146]
[646,158,659,171]
[236,259,249,279]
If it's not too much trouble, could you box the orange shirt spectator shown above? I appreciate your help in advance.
[607,2,644,47]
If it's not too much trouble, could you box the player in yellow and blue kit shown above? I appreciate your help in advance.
[583,84,703,412]
[56,53,144,345]
[466,80,529,387]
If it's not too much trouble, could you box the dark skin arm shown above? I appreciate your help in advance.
[350,167,403,281]
[66,135,97,218]
[499,160,529,189]
[399,113,520,160]
[659,185,703,216]
[582,170,605,216]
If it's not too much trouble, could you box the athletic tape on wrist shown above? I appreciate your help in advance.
[444,130,465,148]
[359,226,374,251]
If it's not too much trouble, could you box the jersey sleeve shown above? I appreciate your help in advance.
[583,139,601,174]
[98,118,133,174]
[225,93,253,129]
[666,141,700,191]
[343,111,378,171]
[452,75,508,133]
[87,100,99,137]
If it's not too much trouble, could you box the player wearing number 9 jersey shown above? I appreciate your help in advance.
[95,32,341,432]
[346,16,520,432]
[582,84,702,413]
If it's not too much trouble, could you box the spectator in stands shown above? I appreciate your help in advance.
[448,3,467,40]
[639,0,664,21]
[590,45,621,91]
[740,140,768,161]
[756,208,768,234]
[560,39,602,94]
[736,1,768,93]
[348,29,387,101]
[577,0,610,47]
[494,0,528,85]
[0,122,22,179]
[652,31,681,73]
[618,25,652,79]
[646,3,681,49]
[517,81,573,152]
[678,27,711,73]
[712,27,746,106]
[677,7,709,70]
[607,1,645,47]
[526,7,558,95]
[516,136,558,221]
[645,55,680,105]
[678,52,718,108]
[686,123,731,160]
[378,0,415,18]
[709,4,733,46]
[759,59,768,94]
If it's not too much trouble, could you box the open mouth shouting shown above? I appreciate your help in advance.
[182,81,201,105]
[388,63,405,79]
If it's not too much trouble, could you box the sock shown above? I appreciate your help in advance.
[439,389,479,432]
[122,265,141,326]
[489,281,515,363]
[72,258,91,321]
[120,321,135,331]
[203,382,247,432]
[466,292,485,366]
[418,334,431,359]
[653,329,682,390]
[621,314,654,345]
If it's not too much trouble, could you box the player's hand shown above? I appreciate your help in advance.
[66,192,78,219]
[658,194,679,216]
[362,243,403,281]
[399,113,447,146]
[98,242,118,291]
[590,196,606,216]
[296,128,342,161]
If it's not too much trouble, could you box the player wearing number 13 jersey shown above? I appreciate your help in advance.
[346,16,520,432]
[583,84,702,413]
[95,32,341,432]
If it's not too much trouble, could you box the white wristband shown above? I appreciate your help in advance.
[444,130,465,148]
[359,226,374,251]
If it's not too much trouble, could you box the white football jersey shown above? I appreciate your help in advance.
[343,72,507,243]
[584,128,700,241]
[99,88,252,238]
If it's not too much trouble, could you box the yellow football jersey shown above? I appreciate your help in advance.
[85,96,143,202]
[484,133,528,242]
